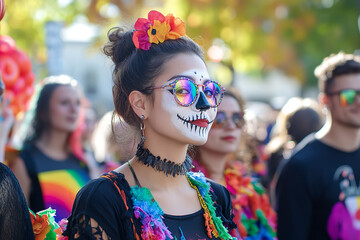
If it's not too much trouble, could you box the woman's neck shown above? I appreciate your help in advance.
[143,132,189,165]
[198,149,228,183]
[36,129,70,160]
[129,134,190,191]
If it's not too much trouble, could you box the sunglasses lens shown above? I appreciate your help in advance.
[204,81,223,107]
[212,112,243,129]
[173,78,197,106]
[212,112,226,128]
[232,112,244,128]
[215,112,226,124]
[340,90,357,107]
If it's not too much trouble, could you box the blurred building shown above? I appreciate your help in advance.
[61,20,114,116]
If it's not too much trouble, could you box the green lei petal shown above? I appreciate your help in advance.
[187,172,234,240]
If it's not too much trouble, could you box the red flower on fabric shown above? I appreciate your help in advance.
[132,10,186,50]
[30,211,51,240]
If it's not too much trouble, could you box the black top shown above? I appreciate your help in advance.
[20,143,90,221]
[276,134,360,240]
[64,171,237,239]
[0,162,34,240]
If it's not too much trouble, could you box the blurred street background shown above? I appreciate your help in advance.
[1,0,359,116]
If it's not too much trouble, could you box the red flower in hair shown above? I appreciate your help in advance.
[0,0,5,22]
[132,10,186,50]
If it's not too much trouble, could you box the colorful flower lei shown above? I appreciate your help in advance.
[130,186,173,240]
[224,162,277,239]
[132,10,186,50]
[30,207,65,240]
[130,171,234,240]
[192,159,277,239]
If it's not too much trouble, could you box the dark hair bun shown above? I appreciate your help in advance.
[104,25,204,129]
[103,27,136,71]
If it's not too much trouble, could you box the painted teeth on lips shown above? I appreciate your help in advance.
[177,114,211,128]
[189,119,209,128]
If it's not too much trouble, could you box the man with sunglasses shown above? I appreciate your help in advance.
[276,52,360,240]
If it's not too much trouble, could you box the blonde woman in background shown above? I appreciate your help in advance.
[192,87,277,239]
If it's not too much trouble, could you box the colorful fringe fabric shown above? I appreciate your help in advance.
[224,162,277,239]
[130,171,235,240]
[193,160,277,239]
[130,186,173,240]
[187,172,234,240]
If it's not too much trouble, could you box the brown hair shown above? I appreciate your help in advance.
[315,52,360,93]
[103,27,204,128]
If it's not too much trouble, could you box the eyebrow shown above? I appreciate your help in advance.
[167,75,211,82]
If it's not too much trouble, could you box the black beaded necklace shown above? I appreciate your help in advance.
[135,141,193,177]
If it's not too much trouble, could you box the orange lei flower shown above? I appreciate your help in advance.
[30,211,51,240]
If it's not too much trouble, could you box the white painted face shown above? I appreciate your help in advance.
[146,53,219,146]
[161,68,218,145]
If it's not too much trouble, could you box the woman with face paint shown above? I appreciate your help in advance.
[191,88,277,239]
[63,10,237,240]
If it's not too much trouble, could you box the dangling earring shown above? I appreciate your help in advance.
[140,115,145,144]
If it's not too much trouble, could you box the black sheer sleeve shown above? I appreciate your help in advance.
[0,162,35,240]
[63,172,141,240]
[208,180,238,231]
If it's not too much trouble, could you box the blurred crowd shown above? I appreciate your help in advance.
[0,71,326,239]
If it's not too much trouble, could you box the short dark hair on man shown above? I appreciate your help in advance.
[314,52,360,93]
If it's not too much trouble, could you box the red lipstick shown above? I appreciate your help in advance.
[189,119,209,128]
[221,136,236,141]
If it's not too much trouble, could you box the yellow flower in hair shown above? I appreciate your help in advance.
[133,10,186,50]
[148,20,170,44]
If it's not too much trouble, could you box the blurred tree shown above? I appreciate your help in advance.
[2,0,359,87]
[1,0,86,65]
[162,0,360,86]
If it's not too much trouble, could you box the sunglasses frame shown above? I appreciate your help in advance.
[327,89,360,107]
[148,76,225,108]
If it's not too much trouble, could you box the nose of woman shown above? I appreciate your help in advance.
[195,92,211,111]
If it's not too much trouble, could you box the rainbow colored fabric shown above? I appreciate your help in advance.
[38,169,90,222]
[192,160,277,239]
[130,171,234,240]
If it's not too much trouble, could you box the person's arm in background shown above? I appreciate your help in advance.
[276,157,313,240]
[10,156,31,203]
[0,98,32,203]
[0,101,14,162]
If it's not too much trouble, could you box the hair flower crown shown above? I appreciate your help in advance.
[133,10,186,50]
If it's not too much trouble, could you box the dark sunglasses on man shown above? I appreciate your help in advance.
[211,111,244,129]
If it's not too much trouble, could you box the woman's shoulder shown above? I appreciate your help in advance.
[19,142,37,155]
[74,171,131,205]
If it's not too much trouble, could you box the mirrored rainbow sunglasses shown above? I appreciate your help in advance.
[327,89,360,107]
[147,77,225,108]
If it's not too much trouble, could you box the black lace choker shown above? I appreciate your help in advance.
[135,141,193,177]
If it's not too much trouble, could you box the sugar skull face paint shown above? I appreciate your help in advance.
[161,69,218,144]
